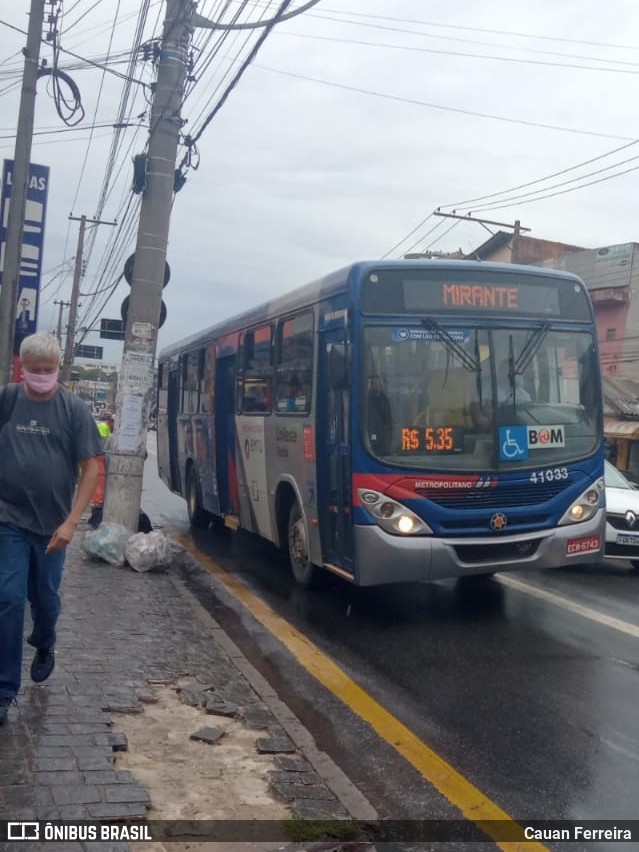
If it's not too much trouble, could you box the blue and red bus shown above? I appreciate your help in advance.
[156,260,605,587]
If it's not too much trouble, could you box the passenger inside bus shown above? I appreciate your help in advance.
[414,368,473,429]
[279,375,302,412]
[471,358,533,430]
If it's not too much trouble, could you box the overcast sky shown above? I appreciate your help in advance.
[2,0,639,365]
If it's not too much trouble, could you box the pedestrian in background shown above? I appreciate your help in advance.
[0,333,103,726]
[88,411,114,528]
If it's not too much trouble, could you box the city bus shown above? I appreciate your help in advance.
[156,260,605,587]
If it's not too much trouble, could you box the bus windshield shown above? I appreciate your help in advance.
[362,324,600,471]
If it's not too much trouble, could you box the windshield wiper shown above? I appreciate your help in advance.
[421,318,479,372]
[514,321,550,375]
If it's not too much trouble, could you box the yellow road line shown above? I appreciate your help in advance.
[172,529,549,852]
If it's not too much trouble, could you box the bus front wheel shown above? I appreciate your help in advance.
[186,467,209,528]
[288,503,318,587]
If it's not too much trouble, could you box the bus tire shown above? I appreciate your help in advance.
[186,467,209,528]
[288,502,318,587]
[630,560,639,571]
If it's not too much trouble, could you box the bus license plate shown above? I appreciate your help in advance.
[616,533,639,546]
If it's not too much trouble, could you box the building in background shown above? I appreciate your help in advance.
[466,234,639,474]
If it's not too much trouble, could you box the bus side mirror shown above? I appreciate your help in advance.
[328,343,350,390]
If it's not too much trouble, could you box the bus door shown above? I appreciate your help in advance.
[317,330,354,573]
[214,353,239,517]
[167,361,181,492]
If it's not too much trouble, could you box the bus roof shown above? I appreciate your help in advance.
[158,259,588,360]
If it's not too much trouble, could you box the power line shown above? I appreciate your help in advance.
[0,19,150,87]
[472,161,639,213]
[277,30,639,77]
[300,5,639,52]
[194,0,322,30]
[292,11,639,70]
[440,140,639,209]
[250,62,634,142]
[188,0,295,147]
[67,0,124,213]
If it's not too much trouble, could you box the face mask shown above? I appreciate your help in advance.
[23,369,59,394]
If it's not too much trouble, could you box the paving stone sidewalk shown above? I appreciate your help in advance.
[0,523,373,852]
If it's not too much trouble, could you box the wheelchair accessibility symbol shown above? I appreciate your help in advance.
[499,426,528,461]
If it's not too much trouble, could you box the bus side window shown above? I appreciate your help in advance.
[275,311,314,414]
[239,324,273,414]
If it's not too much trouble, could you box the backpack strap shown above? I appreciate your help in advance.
[0,383,19,433]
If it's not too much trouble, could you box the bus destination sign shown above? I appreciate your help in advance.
[361,268,593,319]
[404,279,561,315]
[441,283,520,310]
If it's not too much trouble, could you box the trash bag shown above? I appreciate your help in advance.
[125,530,172,572]
[82,523,131,565]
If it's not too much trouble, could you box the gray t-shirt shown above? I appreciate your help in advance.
[0,385,104,536]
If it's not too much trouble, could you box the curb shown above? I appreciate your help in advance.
[167,543,378,824]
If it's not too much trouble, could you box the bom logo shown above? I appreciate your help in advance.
[528,425,565,448]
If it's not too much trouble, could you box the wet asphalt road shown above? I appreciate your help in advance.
[143,440,639,849]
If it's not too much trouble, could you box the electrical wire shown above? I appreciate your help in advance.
[186,0,294,154]
[381,214,437,258]
[294,5,639,52]
[68,0,123,213]
[196,0,322,30]
[290,11,639,71]
[471,161,639,212]
[250,62,634,142]
[440,140,639,209]
[276,30,639,77]
[0,19,150,87]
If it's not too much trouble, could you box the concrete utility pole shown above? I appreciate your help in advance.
[0,0,46,384]
[60,214,116,384]
[61,214,87,384]
[53,298,69,344]
[103,0,195,530]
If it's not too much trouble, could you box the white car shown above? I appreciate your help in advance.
[604,460,639,570]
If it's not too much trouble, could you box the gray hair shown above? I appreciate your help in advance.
[19,332,62,363]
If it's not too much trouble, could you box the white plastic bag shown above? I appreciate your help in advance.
[125,531,172,572]
[82,523,132,565]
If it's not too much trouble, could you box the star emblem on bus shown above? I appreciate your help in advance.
[490,512,508,531]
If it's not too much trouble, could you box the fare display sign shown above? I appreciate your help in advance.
[400,425,464,454]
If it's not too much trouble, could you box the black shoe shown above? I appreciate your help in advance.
[0,696,16,725]
[31,648,55,683]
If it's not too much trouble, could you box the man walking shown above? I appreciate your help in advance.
[0,333,103,725]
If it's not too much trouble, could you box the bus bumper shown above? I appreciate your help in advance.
[353,509,605,585]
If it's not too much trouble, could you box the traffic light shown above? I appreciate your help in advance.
[120,253,168,332]
[121,295,167,329]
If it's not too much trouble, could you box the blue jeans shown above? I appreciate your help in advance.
[0,522,66,699]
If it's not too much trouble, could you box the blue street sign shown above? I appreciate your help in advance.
[0,160,50,344]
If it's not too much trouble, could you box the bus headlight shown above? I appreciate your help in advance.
[357,489,432,536]
[558,478,604,526]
